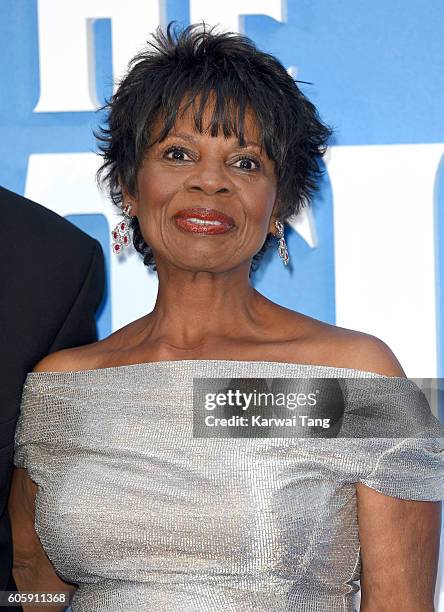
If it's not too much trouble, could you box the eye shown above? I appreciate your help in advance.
[163,146,193,162]
[232,156,261,171]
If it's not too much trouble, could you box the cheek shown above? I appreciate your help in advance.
[135,166,176,217]
[245,183,277,228]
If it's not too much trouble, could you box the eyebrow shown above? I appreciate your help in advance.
[163,132,263,149]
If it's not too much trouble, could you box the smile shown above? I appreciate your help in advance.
[173,208,235,235]
[186,218,223,225]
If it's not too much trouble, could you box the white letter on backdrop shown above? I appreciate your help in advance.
[326,143,444,376]
[190,0,286,33]
[34,0,165,112]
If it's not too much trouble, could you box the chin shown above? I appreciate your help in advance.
[168,255,242,274]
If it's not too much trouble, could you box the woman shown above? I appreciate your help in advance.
[8,23,443,612]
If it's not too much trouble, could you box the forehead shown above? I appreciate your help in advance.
[150,92,264,147]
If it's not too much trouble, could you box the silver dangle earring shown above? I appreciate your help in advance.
[274,220,289,266]
[112,202,132,254]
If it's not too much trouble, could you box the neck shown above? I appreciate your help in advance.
[144,262,270,349]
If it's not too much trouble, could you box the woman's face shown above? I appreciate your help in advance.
[129,101,279,274]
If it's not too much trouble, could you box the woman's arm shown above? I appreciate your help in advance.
[8,468,77,612]
[357,483,441,611]
[9,349,95,610]
[346,334,442,610]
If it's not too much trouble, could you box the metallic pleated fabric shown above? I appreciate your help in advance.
[14,360,444,612]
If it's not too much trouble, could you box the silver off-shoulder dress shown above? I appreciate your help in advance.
[14,360,444,612]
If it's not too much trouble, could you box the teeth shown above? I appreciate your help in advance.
[186,218,223,225]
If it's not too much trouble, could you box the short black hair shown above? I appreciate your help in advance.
[96,21,332,271]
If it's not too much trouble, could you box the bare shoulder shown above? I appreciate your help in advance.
[32,316,149,373]
[334,328,407,377]
[275,307,406,377]
[32,343,104,373]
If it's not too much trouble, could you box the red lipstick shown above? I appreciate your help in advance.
[173,208,235,235]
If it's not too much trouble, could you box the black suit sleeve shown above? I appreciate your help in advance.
[48,240,105,353]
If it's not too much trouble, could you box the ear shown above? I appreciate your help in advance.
[120,182,138,216]
[268,198,281,236]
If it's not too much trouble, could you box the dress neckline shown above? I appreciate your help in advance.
[26,358,388,380]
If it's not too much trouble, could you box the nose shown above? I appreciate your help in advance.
[184,159,232,196]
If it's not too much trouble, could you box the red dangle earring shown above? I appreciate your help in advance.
[274,220,289,266]
[112,202,132,254]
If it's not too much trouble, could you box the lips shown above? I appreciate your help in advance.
[173,207,235,235]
